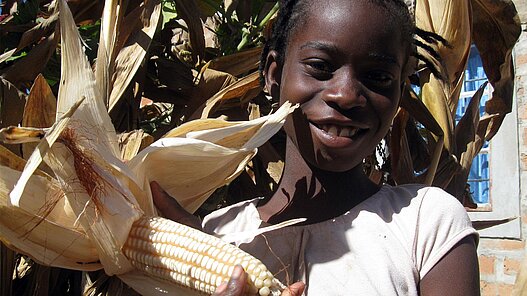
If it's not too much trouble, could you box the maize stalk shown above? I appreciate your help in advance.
[123,217,284,296]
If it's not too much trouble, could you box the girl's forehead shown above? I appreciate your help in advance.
[294,1,404,39]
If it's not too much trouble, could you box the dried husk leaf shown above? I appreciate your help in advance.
[0,165,101,271]
[471,0,521,139]
[129,102,296,214]
[6,97,84,207]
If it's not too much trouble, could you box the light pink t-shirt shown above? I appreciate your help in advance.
[203,184,477,295]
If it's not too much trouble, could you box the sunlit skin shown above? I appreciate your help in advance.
[153,0,480,295]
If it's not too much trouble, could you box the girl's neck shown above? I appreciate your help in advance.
[258,139,381,224]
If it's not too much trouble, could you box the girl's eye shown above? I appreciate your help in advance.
[364,71,394,87]
[304,60,334,78]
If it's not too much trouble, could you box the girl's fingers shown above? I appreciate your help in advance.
[212,265,248,296]
[281,282,305,296]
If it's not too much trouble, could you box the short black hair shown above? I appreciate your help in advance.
[259,0,448,84]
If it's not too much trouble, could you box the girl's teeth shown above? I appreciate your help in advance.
[327,126,338,136]
[320,124,359,138]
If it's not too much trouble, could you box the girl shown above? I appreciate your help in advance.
[153,0,480,294]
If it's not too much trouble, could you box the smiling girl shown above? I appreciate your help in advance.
[153,0,480,295]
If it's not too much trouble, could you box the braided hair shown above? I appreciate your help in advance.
[259,0,448,84]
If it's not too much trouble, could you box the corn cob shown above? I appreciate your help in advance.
[123,216,285,296]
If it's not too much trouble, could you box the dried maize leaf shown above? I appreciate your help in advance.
[201,71,261,118]
[0,76,26,129]
[172,0,205,62]
[208,47,263,76]
[21,74,57,174]
[108,0,161,112]
[3,32,59,89]
[0,49,16,64]
[185,67,238,121]
[95,0,122,108]
[471,0,521,139]
[390,108,416,184]
[449,84,492,197]
[415,0,472,152]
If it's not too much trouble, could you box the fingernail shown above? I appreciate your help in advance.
[231,265,243,280]
[214,283,227,294]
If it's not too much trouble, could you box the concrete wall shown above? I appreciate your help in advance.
[478,1,526,295]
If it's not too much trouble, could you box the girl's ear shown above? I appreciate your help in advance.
[263,50,282,100]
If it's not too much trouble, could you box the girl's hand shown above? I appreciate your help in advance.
[213,265,305,296]
[150,181,202,230]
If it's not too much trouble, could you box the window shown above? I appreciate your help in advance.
[461,45,521,239]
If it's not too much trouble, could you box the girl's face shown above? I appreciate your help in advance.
[265,0,408,172]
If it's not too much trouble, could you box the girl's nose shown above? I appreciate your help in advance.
[322,73,366,110]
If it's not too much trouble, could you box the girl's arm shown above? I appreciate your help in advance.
[419,235,480,295]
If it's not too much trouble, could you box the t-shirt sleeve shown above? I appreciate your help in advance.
[413,186,478,279]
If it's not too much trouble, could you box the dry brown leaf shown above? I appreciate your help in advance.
[415,0,472,153]
[2,32,58,89]
[118,130,154,161]
[0,77,25,128]
[208,47,263,76]
[108,0,161,112]
[21,74,57,175]
[201,71,261,118]
[446,83,488,198]
[389,108,416,185]
[186,67,237,120]
[471,0,521,140]
[174,0,206,62]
